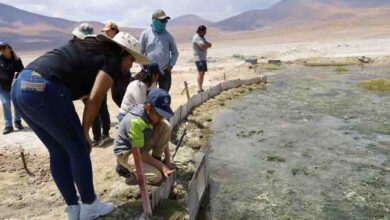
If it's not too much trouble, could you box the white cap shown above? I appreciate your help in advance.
[72,23,95,39]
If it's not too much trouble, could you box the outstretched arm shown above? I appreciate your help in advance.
[82,71,113,152]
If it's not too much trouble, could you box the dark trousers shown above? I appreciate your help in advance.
[158,70,172,92]
[92,95,110,141]
[11,70,96,205]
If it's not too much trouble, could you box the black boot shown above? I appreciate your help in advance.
[14,121,24,130]
[3,126,14,135]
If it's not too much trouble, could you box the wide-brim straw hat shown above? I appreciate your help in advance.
[97,32,149,65]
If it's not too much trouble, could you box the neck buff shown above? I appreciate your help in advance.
[152,19,167,33]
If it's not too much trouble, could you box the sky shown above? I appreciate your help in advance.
[0,0,281,27]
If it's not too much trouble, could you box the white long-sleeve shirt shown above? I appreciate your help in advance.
[119,80,147,114]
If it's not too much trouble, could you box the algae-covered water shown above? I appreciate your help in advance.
[202,65,390,220]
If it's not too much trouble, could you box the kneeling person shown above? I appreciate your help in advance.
[114,88,174,185]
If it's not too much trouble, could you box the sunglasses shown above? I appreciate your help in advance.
[159,19,169,24]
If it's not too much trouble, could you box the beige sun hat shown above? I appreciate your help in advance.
[97,32,149,65]
[72,23,95,39]
[152,9,171,20]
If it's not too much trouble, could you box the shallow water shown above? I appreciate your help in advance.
[202,65,390,220]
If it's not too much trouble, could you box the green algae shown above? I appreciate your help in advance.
[264,64,282,71]
[267,155,286,163]
[335,66,348,74]
[153,199,188,220]
[358,78,390,92]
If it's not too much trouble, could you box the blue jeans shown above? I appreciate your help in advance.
[0,84,21,128]
[117,112,126,123]
[11,70,96,205]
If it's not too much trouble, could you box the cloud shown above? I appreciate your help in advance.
[0,0,280,27]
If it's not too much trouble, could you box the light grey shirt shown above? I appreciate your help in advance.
[140,27,179,71]
[119,80,147,114]
[192,33,209,61]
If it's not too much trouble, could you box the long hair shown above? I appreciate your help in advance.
[70,37,124,57]
[2,45,19,61]
[132,70,153,87]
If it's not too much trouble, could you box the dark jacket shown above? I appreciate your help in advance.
[0,54,24,91]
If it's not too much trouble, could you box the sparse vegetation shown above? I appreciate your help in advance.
[335,66,348,73]
[267,155,286,163]
[232,54,246,60]
[358,78,390,92]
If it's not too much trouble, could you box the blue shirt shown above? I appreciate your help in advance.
[139,26,179,72]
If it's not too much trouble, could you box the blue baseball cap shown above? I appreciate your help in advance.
[146,88,174,118]
[142,63,165,76]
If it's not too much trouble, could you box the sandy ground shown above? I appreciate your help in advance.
[0,43,264,219]
[2,32,390,219]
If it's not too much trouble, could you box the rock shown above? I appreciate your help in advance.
[358,56,371,64]
[245,58,258,65]
[268,60,282,65]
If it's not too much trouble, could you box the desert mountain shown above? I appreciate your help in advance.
[0,3,141,51]
[214,0,355,31]
[320,0,390,8]
[171,0,367,32]
[169,14,214,27]
[2,0,390,51]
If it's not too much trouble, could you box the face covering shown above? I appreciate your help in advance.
[152,19,167,33]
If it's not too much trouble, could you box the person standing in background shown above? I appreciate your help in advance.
[85,20,121,146]
[139,9,179,93]
[192,25,212,93]
[101,21,120,38]
[0,41,24,135]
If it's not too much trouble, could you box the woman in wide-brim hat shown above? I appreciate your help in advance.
[11,32,149,220]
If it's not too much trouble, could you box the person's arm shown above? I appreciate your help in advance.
[15,58,24,72]
[82,71,113,151]
[163,146,173,169]
[167,35,179,72]
[13,58,24,79]
[193,35,211,51]
[139,31,147,55]
[141,152,174,178]
[196,43,210,51]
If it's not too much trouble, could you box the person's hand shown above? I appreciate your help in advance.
[161,165,175,178]
[165,65,173,74]
[164,160,176,170]
[85,133,92,154]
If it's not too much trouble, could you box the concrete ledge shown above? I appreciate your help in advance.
[207,83,222,98]
[148,75,266,218]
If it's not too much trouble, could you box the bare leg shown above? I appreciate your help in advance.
[198,71,205,92]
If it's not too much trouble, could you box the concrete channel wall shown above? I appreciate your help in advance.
[149,75,267,219]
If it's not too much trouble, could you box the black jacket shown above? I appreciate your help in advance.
[0,55,24,91]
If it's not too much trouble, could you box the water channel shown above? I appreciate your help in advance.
[201,65,390,219]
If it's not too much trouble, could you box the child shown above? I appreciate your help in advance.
[114,88,175,185]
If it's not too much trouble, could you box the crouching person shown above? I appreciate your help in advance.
[114,88,175,185]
